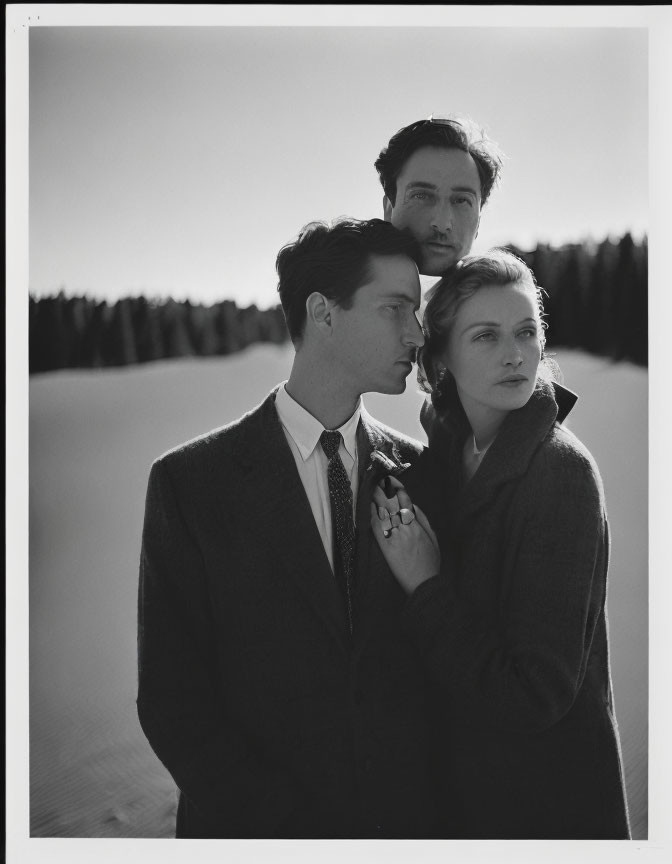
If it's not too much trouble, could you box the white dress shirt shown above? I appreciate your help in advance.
[275,383,361,573]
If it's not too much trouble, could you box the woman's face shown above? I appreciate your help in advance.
[440,282,542,426]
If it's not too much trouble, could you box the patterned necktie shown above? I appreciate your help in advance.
[320,430,355,634]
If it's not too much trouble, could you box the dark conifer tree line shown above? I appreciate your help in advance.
[29,233,647,374]
[506,233,647,366]
[29,296,288,374]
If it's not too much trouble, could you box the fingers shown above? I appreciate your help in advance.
[374,475,406,507]
[370,502,383,534]
[399,507,415,525]
[373,476,416,525]
[372,482,403,530]
[371,480,428,540]
[371,501,417,538]
[375,475,416,515]
[395,486,416,513]
[372,484,395,509]
[371,502,404,535]
[373,502,393,535]
[371,502,395,541]
[381,475,405,495]
[381,475,396,499]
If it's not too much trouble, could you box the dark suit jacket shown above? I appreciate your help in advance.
[401,381,631,839]
[137,388,439,838]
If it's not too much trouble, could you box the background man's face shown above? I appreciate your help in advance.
[329,253,424,397]
[384,146,482,276]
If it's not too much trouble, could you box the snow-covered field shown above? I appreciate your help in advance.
[28,345,648,839]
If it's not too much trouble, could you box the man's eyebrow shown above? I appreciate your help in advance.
[404,180,480,196]
[404,181,437,192]
[379,292,421,307]
[452,185,479,196]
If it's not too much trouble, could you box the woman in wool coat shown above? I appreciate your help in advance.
[371,249,630,839]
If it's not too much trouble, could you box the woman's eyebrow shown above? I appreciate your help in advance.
[461,317,537,334]
[462,321,501,332]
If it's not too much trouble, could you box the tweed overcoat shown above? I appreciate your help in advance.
[136,387,439,838]
[401,381,631,839]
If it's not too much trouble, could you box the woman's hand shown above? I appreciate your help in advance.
[370,477,441,595]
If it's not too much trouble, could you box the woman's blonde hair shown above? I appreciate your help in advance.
[417,249,556,409]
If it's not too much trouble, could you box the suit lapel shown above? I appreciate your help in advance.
[354,410,392,588]
[351,412,405,649]
[234,391,350,652]
[353,423,375,604]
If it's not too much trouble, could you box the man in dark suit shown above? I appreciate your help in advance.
[137,217,439,838]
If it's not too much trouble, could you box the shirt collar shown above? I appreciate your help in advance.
[275,383,361,462]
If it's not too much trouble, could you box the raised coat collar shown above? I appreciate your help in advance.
[421,379,568,521]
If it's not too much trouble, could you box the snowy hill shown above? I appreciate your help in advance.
[28,345,648,839]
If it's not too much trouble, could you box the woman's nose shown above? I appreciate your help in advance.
[502,342,523,366]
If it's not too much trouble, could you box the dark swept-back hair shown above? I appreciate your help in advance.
[375,115,505,208]
[276,217,419,342]
[418,249,552,411]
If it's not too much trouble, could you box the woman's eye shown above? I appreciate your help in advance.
[519,329,537,339]
[475,332,495,342]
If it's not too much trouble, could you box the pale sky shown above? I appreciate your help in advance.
[7,7,672,862]
[26,9,650,308]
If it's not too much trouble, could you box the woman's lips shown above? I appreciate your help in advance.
[497,376,528,386]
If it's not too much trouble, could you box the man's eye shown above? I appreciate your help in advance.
[454,196,473,207]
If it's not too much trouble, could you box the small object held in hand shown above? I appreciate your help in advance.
[383,527,395,538]
[383,475,395,499]
[370,450,409,475]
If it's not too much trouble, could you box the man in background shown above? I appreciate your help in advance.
[137,217,442,838]
[376,115,503,276]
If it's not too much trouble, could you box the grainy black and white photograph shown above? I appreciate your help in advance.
[7,5,672,863]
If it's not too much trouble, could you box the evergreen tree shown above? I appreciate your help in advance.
[133,297,164,363]
[162,299,193,359]
[216,300,242,354]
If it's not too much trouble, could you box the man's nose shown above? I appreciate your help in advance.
[403,315,425,349]
[430,201,454,232]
